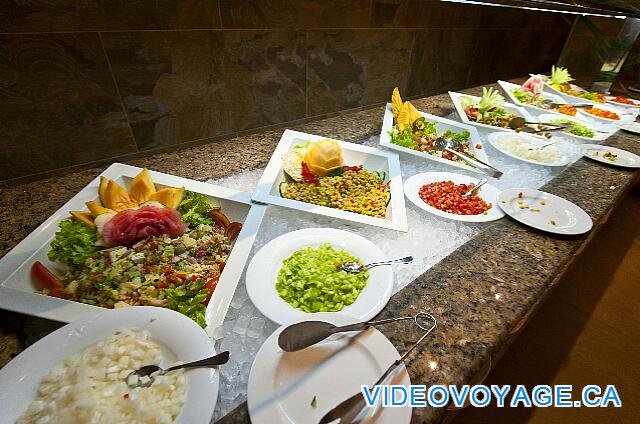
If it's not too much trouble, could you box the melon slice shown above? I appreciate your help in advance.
[148,187,185,209]
[129,168,156,204]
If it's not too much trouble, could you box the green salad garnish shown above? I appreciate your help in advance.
[550,118,595,138]
[443,129,470,142]
[177,190,217,227]
[276,243,369,313]
[388,120,436,150]
[48,219,101,267]
[161,277,209,327]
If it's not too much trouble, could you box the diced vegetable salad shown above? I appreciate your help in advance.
[276,243,369,313]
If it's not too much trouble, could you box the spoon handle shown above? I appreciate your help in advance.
[463,178,488,196]
[165,351,230,372]
[364,256,413,270]
[332,314,416,333]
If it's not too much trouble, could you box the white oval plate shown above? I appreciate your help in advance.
[246,228,393,325]
[577,104,634,124]
[487,132,569,167]
[537,113,610,142]
[403,172,505,222]
[498,188,592,235]
[0,306,218,424]
[247,313,412,424]
[579,144,640,168]
[605,96,640,109]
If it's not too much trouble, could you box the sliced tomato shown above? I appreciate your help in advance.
[31,261,65,298]
[204,275,219,305]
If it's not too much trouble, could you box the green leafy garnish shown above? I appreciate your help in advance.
[512,88,529,103]
[48,219,101,267]
[549,65,573,85]
[162,278,209,328]
[443,130,470,142]
[478,87,505,115]
[311,396,317,408]
[389,121,436,149]
[177,191,216,227]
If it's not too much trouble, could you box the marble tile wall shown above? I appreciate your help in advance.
[0,0,573,182]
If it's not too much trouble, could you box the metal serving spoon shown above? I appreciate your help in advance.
[462,178,487,197]
[434,137,503,179]
[318,313,437,424]
[341,256,413,274]
[278,313,424,352]
[126,350,230,388]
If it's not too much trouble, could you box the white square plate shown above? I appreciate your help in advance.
[379,103,490,174]
[252,129,408,232]
[0,163,267,334]
[498,80,567,117]
[448,91,541,137]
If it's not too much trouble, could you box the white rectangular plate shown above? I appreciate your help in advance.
[252,129,408,232]
[542,82,599,105]
[448,91,538,135]
[379,102,491,174]
[498,80,569,118]
[0,163,267,335]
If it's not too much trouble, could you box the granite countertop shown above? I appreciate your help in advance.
[1,83,639,423]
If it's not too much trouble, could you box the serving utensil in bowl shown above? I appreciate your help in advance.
[462,178,488,197]
[341,256,413,274]
[127,350,230,388]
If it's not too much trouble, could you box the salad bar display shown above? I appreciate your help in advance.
[31,169,241,327]
[1,74,638,424]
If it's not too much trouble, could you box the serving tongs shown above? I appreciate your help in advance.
[434,137,503,179]
[539,99,636,119]
[318,313,437,424]
[279,312,422,352]
[507,116,573,135]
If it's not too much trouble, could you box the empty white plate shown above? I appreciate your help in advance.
[245,228,393,325]
[247,313,411,424]
[404,172,504,222]
[498,188,592,235]
[579,144,640,168]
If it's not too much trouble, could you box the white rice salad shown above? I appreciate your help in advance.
[496,137,562,163]
[17,328,185,424]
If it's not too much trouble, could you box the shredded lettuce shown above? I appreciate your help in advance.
[48,219,101,267]
[177,191,215,227]
[162,278,209,328]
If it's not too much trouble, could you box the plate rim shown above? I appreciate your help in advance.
[497,188,593,235]
[245,228,393,325]
[0,306,218,424]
